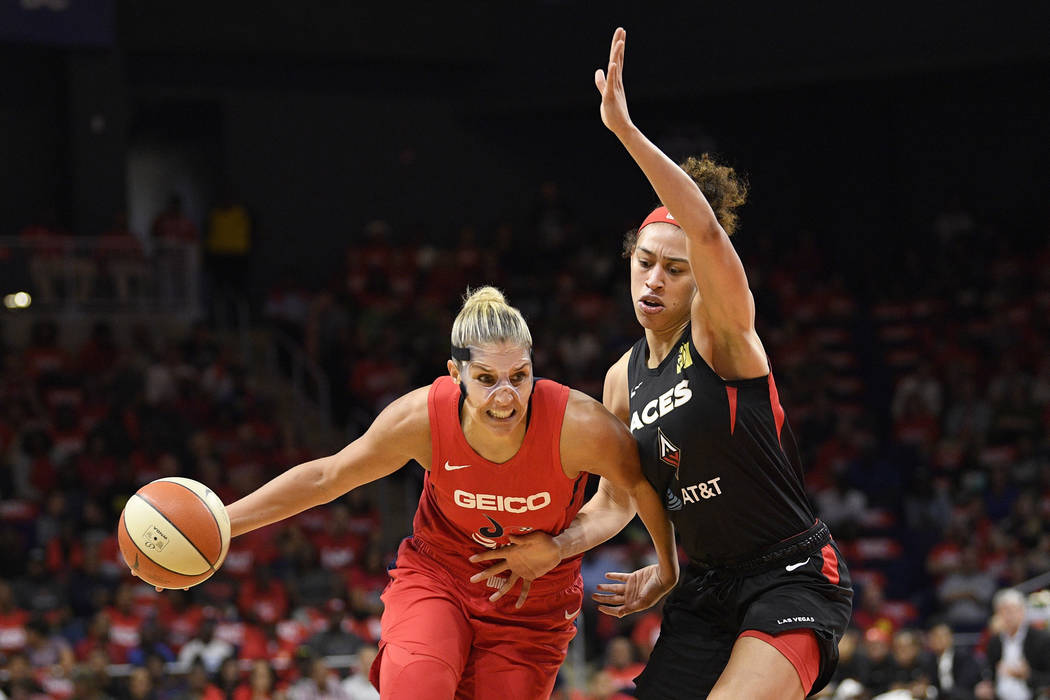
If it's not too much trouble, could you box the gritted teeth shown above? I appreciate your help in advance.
[488,408,514,419]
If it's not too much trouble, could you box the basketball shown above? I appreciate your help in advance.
[117,477,231,590]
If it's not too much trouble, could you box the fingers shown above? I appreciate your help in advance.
[469,561,509,584]
[608,26,621,67]
[515,580,531,609]
[597,604,628,618]
[489,574,520,603]
[593,590,625,605]
[469,550,503,564]
[604,572,630,582]
[595,69,606,94]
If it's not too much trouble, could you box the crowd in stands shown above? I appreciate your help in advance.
[2,179,1049,698]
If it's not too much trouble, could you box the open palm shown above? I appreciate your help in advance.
[595,27,633,136]
[593,564,676,618]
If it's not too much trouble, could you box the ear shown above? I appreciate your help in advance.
[447,359,460,383]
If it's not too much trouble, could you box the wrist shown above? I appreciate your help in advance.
[551,533,569,561]
[616,122,642,146]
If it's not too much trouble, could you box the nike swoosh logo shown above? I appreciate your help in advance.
[785,559,810,572]
[564,607,581,620]
[630,381,644,398]
[444,461,472,471]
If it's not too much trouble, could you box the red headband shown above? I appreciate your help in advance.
[640,205,680,231]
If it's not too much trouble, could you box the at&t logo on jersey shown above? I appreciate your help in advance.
[680,478,723,504]
[453,489,551,513]
[629,379,693,432]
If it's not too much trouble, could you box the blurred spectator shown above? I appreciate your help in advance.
[286,653,348,700]
[340,645,378,700]
[856,626,897,696]
[123,665,156,700]
[983,588,1050,700]
[96,212,149,305]
[305,598,362,659]
[103,585,144,664]
[936,548,998,633]
[570,669,633,700]
[0,651,45,698]
[204,182,253,308]
[210,657,243,699]
[923,623,983,700]
[237,567,289,626]
[600,636,644,693]
[23,615,74,671]
[0,581,29,656]
[151,194,200,246]
[125,621,175,667]
[886,629,934,696]
[177,619,234,675]
[233,659,284,700]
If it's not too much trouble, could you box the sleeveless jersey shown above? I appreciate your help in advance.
[626,326,815,563]
[411,376,588,585]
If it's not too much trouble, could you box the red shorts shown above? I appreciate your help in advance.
[370,537,582,700]
[739,629,821,694]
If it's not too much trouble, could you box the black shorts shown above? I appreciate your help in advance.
[634,522,853,699]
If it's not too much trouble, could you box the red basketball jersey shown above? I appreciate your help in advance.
[411,376,588,586]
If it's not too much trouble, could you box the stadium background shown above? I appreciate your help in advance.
[1,1,1049,698]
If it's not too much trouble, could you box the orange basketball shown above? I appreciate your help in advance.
[117,477,231,589]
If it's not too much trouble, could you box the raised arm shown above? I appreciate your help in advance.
[598,28,764,372]
[226,387,431,537]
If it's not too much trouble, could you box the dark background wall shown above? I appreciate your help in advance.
[2,1,1048,291]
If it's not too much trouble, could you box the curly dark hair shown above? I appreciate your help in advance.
[622,154,749,258]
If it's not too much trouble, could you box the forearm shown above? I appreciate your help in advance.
[552,482,635,559]
[226,455,338,537]
[616,124,721,240]
[629,481,678,579]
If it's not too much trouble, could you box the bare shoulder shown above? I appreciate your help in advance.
[366,385,433,465]
[561,388,635,478]
[603,349,632,423]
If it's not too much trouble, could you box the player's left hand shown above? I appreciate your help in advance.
[593,564,675,618]
[468,532,562,608]
[595,27,634,137]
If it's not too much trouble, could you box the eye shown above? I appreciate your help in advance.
[637,259,652,269]
[476,375,495,385]
[512,372,528,384]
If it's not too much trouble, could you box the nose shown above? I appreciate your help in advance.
[492,385,516,404]
[645,265,665,290]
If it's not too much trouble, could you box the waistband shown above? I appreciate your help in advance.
[405,535,582,595]
[687,520,831,577]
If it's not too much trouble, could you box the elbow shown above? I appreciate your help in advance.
[314,456,343,505]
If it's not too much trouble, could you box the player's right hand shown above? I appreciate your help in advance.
[468,532,563,608]
[592,563,676,618]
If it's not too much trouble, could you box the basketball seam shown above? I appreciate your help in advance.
[122,505,205,580]
[133,492,216,573]
[156,479,225,571]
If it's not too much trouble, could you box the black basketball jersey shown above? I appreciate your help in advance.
[626,326,815,562]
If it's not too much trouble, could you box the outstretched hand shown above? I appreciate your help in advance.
[595,27,633,137]
[128,569,187,593]
[593,564,676,618]
[468,532,563,608]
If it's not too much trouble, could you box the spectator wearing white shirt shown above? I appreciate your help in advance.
[981,589,1050,700]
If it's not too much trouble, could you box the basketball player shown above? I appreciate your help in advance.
[470,28,853,699]
[219,287,679,700]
